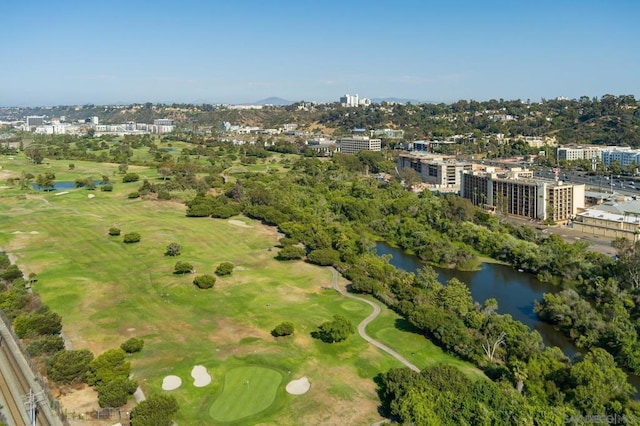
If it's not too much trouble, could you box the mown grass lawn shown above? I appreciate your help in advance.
[0,153,483,424]
[209,366,283,423]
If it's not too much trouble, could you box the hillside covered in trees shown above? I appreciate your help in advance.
[3,94,640,147]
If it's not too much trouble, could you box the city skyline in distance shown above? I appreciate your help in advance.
[2,0,639,107]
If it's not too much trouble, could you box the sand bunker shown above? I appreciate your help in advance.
[286,376,310,395]
[162,375,182,390]
[191,365,212,387]
[88,194,95,199]
[228,219,251,228]
[55,191,69,196]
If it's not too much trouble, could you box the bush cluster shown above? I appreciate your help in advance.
[165,243,181,257]
[215,262,234,276]
[120,337,144,353]
[122,173,140,183]
[193,274,216,289]
[123,232,141,244]
[174,261,194,274]
[271,322,294,337]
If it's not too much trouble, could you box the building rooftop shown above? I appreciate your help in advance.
[591,200,640,215]
[585,190,614,198]
[578,209,640,224]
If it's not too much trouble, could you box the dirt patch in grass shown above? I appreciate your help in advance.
[289,368,381,425]
[57,384,100,415]
[0,169,17,180]
[228,219,252,228]
[209,317,269,348]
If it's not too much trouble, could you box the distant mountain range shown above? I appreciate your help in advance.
[252,96,423,106]
[252,97,293,106]
[371,97,422,104]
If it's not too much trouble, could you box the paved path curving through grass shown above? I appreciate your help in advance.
[330,268,420,372]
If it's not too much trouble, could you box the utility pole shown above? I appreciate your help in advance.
[23,388,45,426]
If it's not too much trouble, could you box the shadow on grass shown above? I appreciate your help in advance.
[392,317,463,362]
[393,317,423,335]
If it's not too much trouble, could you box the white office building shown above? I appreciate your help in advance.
[397,152,472,188]
[337,136,381,154]
[556,145,603,162]
[601,148,640,168]
[339,94,371,107]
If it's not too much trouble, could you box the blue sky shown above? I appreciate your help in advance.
[2,0,639,106]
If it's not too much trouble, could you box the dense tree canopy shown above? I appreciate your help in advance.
[13,309,62,338]
[86,348,131,387]
[47,349,94,384]
[131,394,179,426]
[312,315,355,343]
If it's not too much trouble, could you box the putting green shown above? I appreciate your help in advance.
[209,366,283,422]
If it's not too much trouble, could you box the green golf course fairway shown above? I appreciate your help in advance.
[209,366,283,423]
[0,154,484,424]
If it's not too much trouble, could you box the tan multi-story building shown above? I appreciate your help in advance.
[460,168,585,222]
[516,135,557,148]
[337,136,381,154]
[397,152,472,188]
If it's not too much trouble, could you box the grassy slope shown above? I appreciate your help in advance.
[0,154,483,425]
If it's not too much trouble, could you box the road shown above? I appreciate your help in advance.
[329,268,420,373]
[533,169,640,197]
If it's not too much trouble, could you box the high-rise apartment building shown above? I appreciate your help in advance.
[460,169,585,222]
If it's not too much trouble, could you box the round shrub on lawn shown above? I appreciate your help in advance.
[108,227,121,236]
[120,337,144,353]
[193,275,216,289]
[174,261,194,274]
[123,232,141,244]
[122,173,140,183]
[271,321,294,337]
[215,262,234,276]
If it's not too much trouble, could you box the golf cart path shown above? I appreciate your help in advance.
[330,268,420,373]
